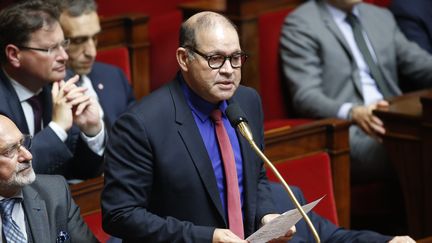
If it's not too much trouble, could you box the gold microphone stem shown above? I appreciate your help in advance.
[238,123,321,243]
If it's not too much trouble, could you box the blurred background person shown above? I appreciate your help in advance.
[390,0,432,55]
[58,0,135,129]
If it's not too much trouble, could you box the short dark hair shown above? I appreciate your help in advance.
[179,12,238,49]
[59,0,97,17]
[0,0,60,64]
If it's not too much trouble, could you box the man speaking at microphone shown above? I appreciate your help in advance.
[101,11,295,242]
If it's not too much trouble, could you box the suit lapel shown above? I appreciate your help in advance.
[87,70,113,128]
[235,114,257,235]
[41,86,53,129]
[317,0,363,97]
[358,4,396,94]
[169,79,227,224]
[22,186,51,243]
[0,70,30,134]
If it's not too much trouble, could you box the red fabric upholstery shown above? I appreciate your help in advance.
[258,8,294,121]
[149,11,182,90]
[266,152,339,225]
[83,211,110,243]
[96,47,132,83]
[96,1,194,91]
[258,8,315,129]
[97,0,195,18]
[364,0,392,7]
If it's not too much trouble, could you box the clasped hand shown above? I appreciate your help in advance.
[51,75,102,136]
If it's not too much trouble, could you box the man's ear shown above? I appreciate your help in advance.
[176,47,190,72]
[5,44,21,68]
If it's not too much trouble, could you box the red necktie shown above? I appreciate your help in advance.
[210,109,244,239]
[27,94,43,134]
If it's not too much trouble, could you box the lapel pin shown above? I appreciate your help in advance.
[97,83,104,90]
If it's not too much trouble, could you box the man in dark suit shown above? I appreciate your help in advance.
[280,0,432,183]
[390,0,432,55]
[102,11,294,242]
[0,1,105,179]
[0,114,97,242]
[269,182,414,242]
[58,0,135,127]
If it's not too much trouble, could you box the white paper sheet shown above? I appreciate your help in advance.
[246,196,324,243]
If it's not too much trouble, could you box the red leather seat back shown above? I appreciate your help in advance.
[258,8,313,129]
[364,0,392,7]
[266,152,339,225]
[148,11,182,90]
[96,47,132,84]
[83,211,110,243]
[258,8,294,121]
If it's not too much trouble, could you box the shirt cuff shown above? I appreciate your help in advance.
[337,103,354,120]
[48,121,68,142]
[80,121,106,156]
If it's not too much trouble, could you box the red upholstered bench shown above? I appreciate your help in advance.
[96,47,132,83]
[266,152,339,225]
[83,211,110,243]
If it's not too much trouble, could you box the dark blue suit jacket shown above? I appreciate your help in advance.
[102,73,276,242]
[390,0,432,54]
[270,182,393,242]
[0,69,103,179]
[66,61,135,128]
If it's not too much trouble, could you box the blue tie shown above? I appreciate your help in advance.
[0,198,26,243]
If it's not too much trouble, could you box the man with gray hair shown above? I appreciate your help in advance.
[0,114,97,242]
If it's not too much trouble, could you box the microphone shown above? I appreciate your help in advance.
[226,101,321,243]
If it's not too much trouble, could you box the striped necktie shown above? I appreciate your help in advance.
[0,198,26,243]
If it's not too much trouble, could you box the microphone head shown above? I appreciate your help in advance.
[226,101,248,128]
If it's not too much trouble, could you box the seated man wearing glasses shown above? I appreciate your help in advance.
[0,1,105,180]
[58,0,135,128]
[0,114,98,242]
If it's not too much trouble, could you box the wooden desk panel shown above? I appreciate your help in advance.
[374,89,432,239]
[71,176,104,216]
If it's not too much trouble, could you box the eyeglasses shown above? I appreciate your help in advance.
[186,47,248,69]
[17,39,70,55]
[0,135,32,159]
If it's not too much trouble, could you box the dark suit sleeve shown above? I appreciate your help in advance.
[31,125,103,180]
[101,112,214,242]
[250,89,277,226]
[269,183,393,243]
[390,0,432,54]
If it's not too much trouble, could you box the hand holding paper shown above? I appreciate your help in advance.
[246,197,323,243]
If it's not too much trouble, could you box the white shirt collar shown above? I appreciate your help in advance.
[2,68,42,102]
[325,2,360,24]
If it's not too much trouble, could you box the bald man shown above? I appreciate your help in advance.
[0,115,97,242]
[102,11,294,242]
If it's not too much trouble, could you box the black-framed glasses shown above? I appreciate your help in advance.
[186,47,248,69]
[0,134,32,159]
[17,39,70,55]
